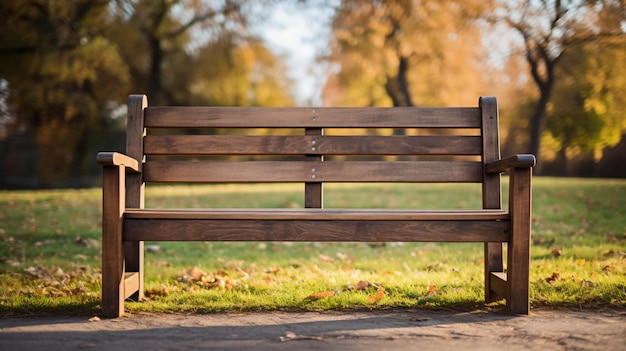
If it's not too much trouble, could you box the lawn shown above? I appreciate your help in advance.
[0,177,624,316]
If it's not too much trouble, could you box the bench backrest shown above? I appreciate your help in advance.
[124,95,502,210]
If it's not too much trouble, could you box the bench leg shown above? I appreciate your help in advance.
[506,167,532,314]
[101,166,126,318]
[484,242,504,302]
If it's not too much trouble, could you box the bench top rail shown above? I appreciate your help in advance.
[144,106,481,128]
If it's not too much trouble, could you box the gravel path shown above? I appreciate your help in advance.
[1,308,624,351]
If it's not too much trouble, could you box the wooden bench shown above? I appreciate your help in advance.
[97,95,535,318]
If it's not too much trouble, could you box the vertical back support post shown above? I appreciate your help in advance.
[480,97,504,302]
[124,95,147,301]
[305,125,323,208]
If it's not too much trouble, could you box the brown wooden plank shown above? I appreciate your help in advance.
[124,94,146,302]
[101,165,126,318]
[480,96,502,208]
[142,161,483,183]
[143,135,482,156]
[124,208,509,221]
[144,106,481,128]
[506,167,532,315]
[123,219,509,242]
[485,155,536,174]
[305,127,323,209]
[480,96,504,303]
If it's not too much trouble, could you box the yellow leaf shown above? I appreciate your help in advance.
[426,284,437,297]
[367,287,385,304]
[305,290,336,300]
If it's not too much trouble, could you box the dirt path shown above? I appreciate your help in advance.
[1,308,624,351]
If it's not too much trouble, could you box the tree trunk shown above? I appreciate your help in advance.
[528,88,550,158]
[148,36,164,105]
[384,55,413,108]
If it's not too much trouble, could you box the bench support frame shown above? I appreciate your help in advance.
[98,95,534,318]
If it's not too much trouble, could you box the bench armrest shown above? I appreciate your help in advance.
[485,155,536,174]
[97,152,140,173]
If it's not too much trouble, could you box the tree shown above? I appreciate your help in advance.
[108,0,251,105]
[0,0,129,184]
[546,37,626,174]
[323,0,493,108]
[0,0,294,187]
[496,0,626,162]
[190,36,294,107]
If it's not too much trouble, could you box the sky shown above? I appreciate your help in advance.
[258,2,336,106]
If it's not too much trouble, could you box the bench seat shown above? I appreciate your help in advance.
[123,208,510,242]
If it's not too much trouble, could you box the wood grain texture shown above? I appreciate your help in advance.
[101,165,125,318]
[144,106,481,128]
[124,95,146,302]
[124,208,509,221]
[123,219,509,242]
[98,95,535,316]
[485,154,536,174]
[96,152,139,171]
[305,127,323,209]
[143,135,482,156]
[143,161,483,183]
[480,96,504,303]
[490,272,507,300]
[506,167,532,314]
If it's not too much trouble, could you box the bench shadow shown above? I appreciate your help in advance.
[0,309,520,343]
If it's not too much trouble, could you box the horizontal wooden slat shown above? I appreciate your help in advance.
[124,219,509,242]
[143,161,483,183]
[144,107,481,128]
[144,135,482,156]
[125,208,509,221]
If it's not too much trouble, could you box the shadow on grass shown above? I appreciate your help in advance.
[0,300,101,318]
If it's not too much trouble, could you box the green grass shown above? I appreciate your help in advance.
[0,178,625,316]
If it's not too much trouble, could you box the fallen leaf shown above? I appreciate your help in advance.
[550,248,562,257]
[426,284,437,297]
[367,287,385,304]
[576,259,586,266]
[545,272,560,284]
[88,316,101,322]
[305,290,336,300]
[355,280,369,290]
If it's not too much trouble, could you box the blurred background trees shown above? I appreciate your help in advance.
[0,0,624,188]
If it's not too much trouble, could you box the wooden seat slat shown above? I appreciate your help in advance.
[124,208,509,221]
[123,219,510,243]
